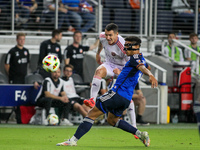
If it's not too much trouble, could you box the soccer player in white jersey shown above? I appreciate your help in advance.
[84,23,129,108]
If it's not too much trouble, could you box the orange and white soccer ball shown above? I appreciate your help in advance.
[42,54,60,72]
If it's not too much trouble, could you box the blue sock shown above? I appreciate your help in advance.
[114,119,138,134]
[74,117,94,139]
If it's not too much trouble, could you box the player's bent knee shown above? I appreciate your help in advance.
[95,67,107,77]
[107,118,118,126]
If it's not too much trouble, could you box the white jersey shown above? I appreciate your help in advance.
[100,32,129,66]
[63,77,79,98]
[35,77,64,101]
[45,77,64,96]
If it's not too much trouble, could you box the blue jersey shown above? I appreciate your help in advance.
[112,53,148,100]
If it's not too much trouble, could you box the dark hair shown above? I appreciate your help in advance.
[105,23,118,33]
[64,64,74,71]
[167,32,176,38]
[189,32,198,38]
[125,36,142,46]
[52,29,62,38]
[73,30,82,37]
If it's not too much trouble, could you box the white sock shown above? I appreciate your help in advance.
[135,130,141,138]
[70,136,78,142]
[127,100,137,128]
[90,76,102,102]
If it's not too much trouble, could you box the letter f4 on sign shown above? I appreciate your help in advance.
[15,90,27,101]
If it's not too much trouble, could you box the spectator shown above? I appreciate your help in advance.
[184,33,200,72]
[163,32,184,62]
[42,0,75,31]
[15,0,38,28]
[62,0,96,32]
[37,29,63,79]
[171,0,200,34]
[62,64,91,113]
[64,30,99,78]
[35,67,73,126]
[184,33,200,61]
[4,32,30,84]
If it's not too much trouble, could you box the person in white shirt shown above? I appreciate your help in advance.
[62,64,91,113]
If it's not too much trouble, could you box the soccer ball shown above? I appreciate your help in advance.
[42,54,60,72]
[47,114,59,125]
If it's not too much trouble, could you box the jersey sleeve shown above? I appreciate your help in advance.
[27,49,30,63]
[129,54,144,68]
[58,45,62,63]
[64,46,72,59]
[38,42,47,66]
[5,50,12,64]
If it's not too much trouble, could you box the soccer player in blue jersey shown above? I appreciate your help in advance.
[56,36,158,147]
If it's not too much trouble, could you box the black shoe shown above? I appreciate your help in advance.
[136,119,150,126]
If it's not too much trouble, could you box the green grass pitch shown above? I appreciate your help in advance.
[0,123,199,150]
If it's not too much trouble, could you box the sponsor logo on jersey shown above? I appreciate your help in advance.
[56,47,60,52]
[24,51,27,55]
[136,59,141,63]
[48,45,51,49]
[79,49,83,53]
[15,52,19,56]
[18,58,27,64]
[111,52,116,56]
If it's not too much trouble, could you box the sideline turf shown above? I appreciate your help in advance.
[0,123,199,150]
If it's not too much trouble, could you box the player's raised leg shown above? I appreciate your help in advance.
[84,65,107,107]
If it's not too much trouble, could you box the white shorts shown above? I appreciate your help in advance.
[101,62,124,79]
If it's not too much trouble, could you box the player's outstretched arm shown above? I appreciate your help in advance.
[138,65,158,88]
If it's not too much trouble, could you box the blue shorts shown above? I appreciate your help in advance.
[96,90,130,117]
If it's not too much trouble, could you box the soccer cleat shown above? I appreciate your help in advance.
[134,134,139,139]
[56,139,77,146]
[83,97,95,108]
[140,131,150,147]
